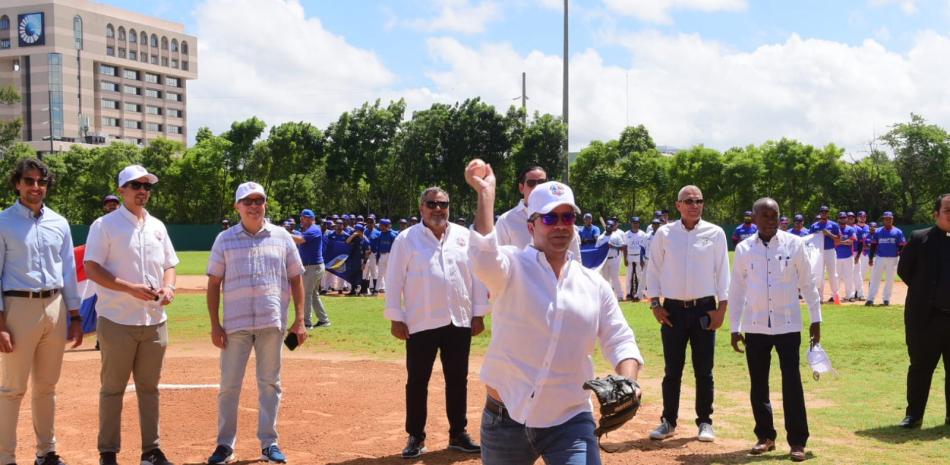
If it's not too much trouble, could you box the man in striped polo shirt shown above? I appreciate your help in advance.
[205,182,307,464]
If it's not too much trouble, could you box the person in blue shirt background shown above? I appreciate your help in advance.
[578,213,601,249]
[344,224,371,296]
[833,212,856,302]
[851,211,870,301]
[866,212,907,306]
[810,206,841,303]
[373,219,399,293]
[293,209,328,328]
[326,220,352,294]
[779,216,790,231]
[789,214,809,237]
[361,216,382,295]
[733,210,758,246]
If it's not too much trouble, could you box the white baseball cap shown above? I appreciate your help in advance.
[117,164,158,187]
[234,181,267,203]
[526,181,580,217]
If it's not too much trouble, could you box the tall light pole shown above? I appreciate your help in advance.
[562,0,569,183]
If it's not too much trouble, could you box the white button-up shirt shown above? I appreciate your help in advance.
[729,230,822,335]
[84,205,179,326]
[624,229,649,259]
[646,219,730,301]
[468,230,643,428]
[384,223,489,334]
[495,200,582,259]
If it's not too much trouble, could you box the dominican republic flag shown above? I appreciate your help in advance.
[580,234,611,271]
[73,246,98,334]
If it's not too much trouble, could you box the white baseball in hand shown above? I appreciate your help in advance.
[467,158,488,179]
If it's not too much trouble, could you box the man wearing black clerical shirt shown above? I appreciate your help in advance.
[896,193,950,429]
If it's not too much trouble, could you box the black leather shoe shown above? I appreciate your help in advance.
[448,432,480,453]
[99,452,118,465]
[37,452,66,465]
[899,415,922,429]
[401,435,426,459]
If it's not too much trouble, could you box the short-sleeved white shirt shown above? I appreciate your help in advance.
[84,205,179,326]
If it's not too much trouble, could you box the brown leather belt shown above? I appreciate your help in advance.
[484,396,512,420]
[3,289,60,299]
[664,296,715,309]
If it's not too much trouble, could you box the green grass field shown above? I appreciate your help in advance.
[162,294,948,464]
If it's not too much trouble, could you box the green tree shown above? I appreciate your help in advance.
[880,113,950,222]
[508,112,566,206]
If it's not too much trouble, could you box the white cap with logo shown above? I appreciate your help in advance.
[526,181,580,217]
[117,164,159,187]
[234,181,267,203]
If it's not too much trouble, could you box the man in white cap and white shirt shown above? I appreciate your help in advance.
[463,159,643,464]
[84,164,179,465]
[494,165,582,258]
[204,182,307,464]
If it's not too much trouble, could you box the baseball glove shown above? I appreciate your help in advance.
[583,374,641,448]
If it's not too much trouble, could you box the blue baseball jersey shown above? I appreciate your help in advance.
[789,227,810,238]
[373,230,399,255]
[364,228,381,253]
[835,225,855,259]
[733,223,758,243]
[578,225,601,247]
[297,224,325,266]
[852,224,869,254]
[809,220,840,250]
[871,226,906,257]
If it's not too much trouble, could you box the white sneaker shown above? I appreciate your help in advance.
[649,418,676,440]
[697,422,715,442]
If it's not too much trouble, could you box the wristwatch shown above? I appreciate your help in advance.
[650,299,661,310]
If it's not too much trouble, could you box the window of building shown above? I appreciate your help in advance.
[140,31,147,46]
[167,108,182,118]
[150,34,158,48]
[147,122,162,132]
[129,51,137,60]
[118,48,126,58]
[161,57,169,67]
[161,36,168,50]
[182,61,189,71]
[166,92,181,102]
[145,73,160,84]
[101,99,118,109]
[145,88,161,98]
[171,59,179,69]
[151,55,158,65]
[122,69,138,80]
[167,125,182,135]
[129,29,136,44]
[99,64,116,76]
[0,16,9,31]
[106,46,115,56]
[181,41,188,55]
[100,81,118,92]
[171,39,178,52]
[73,16,83,50]
[106,24,115,38]
[124,102,140,112]
[0,39,10,50]
[165,77,179,87]
[124,120,141,129]
[141,53,148,63]
[48,54,64,139]
[102,117,119,127]
[117,27,126,41]
[146,105,162,115]
[123,85,140,95]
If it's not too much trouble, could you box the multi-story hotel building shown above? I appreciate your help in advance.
[0,0,197,153]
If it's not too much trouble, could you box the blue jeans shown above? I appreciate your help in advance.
[216,327,283,449]
[480,398,600,465]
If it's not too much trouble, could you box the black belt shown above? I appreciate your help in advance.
[485,396,513,421]
[3,289,60,299]
[935,307,950,316]
[664,296,716,308]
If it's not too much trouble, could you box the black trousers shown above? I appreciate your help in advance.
[660,299,716,427]
[905,312,950,420]
[405,323,472,439]
[745,332,809,447]
[626,261,640,298]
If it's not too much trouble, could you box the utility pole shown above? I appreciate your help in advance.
[521,72,527,125]
[562,0,569,183]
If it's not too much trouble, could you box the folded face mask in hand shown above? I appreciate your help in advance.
[808,343,836,380]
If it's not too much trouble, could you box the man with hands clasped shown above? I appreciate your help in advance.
[729,198,821,463]
[464,159,644,465]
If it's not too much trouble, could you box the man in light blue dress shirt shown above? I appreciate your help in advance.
[0,158,82,465]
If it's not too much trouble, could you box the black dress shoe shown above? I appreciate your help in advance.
[899,415,922,429]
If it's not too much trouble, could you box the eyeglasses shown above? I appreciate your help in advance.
[678,198,704,206]
[424,200,450,210]
[125,181,154,191]
[239,197,265,206]
[21,176,50,187]
[524,178,548,188]
[537,212,577,226]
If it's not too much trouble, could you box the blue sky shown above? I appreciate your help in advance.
[96,0,950,154]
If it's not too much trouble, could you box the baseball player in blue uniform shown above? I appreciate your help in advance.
[866,212,906,306]
[789,214,809,237]
[732,210,758,246]
[779,216,790,231]
[851,211,870,301]
[362,216,382,295]
[373,219,399,293]
[809,206,841,302]
[834,212,856,302]
[578,213,601,249]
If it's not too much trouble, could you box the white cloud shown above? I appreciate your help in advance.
[603,0,747,24]
[404,0,501,34]
[869,0,918,15]
[415,31,950,155]
[188,0,395,137]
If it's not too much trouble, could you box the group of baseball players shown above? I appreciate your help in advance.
[2,156,947,465]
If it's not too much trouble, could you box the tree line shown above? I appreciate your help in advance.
[1,85,947,225]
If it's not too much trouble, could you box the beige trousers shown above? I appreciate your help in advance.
[0,294,67,464]
[97,317,167,454]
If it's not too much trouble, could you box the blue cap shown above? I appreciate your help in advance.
[882,211,894,218]
[341,214,350,220]
[819,205,829,212]
[793,214,804,221]
[847,211,855,217]
[858,211,867,217]
[743,210,752,217]
[630,216,640,223]
[654,210,662,217]
[837,211,848,218]
[380,218,392,225]
[355,223,366,232]
[300,209,315,218]
[870,221,878,227]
